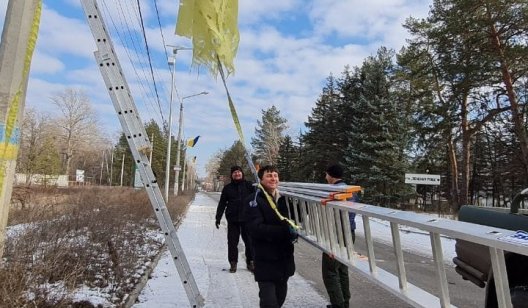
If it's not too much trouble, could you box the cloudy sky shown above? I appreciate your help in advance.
[0,0,432,177]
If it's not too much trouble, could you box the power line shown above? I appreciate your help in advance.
[136,0,166,122]
[100,0,164,125]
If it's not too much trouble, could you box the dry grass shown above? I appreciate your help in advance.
[2,186,193,307]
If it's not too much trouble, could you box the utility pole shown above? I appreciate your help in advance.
[109,149,114,186]
[120,154,125,186]
[181,154,187,192]
[173,91,208,195]
[174,102,184,196]
[149,133,154,165]
[164,46,192,201]
[0,0,42,256]
[164,54,176,202]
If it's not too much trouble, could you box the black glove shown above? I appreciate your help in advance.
[215,220,220,229]
[288,225,298,243]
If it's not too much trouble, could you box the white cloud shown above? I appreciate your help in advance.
[309,0,429,47]
[31,52,65,74]
[38,4,95,59]
[238,0,303,24]
[2,0,434,177]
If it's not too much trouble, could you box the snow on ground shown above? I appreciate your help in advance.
[355,214,457,266]
[133,193,327,307]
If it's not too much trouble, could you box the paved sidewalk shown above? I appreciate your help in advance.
[134,192,327,307]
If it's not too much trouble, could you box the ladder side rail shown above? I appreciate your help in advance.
[80,1,203,306]
[280,182,361,193]
[333,206,346,258]
[300,199,311,237]
[320,203,332,250]
[312,201,324,245]
[327,205,338,256]
[390,222,408,291]
[281,187,336,198]
[489,247,512,308]
[430,232,451,308]
[341,208,356,265]
[326,200,528,257]
[362,215,378,275]
[291,198,302,227]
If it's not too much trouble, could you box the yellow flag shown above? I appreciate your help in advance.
[175,0,239,76]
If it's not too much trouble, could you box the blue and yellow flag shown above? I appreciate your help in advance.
[187,136,200,147]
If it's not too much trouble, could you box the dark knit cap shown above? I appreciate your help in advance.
[326,164,344,179]
[231,166,243,174]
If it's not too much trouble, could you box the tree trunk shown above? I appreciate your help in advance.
[447,137,460,210]
[485,6,528,177]
[460,95,471,207]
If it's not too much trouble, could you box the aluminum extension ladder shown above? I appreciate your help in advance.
[79,1,203,306]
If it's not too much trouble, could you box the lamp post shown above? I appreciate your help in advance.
[174,91,208,195]
[164,46,191,202]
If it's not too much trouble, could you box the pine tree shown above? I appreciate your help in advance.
[145,120,167,183]
[276,135,299,181]
[251,106,288,166]
[112,133,134,186]
[299,75,344,183]
[218,141,256,182]
[343,48,410,205]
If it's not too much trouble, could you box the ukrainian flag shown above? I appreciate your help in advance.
[187,136,200,147]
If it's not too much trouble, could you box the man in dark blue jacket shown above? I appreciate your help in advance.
[244,165,298,308]
[322,164,358,308]
[215,166,255,273]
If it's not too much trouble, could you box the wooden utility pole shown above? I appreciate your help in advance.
[0,0,42,256]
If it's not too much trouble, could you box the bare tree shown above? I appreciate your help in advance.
[18,108,61,183]
[51,89,99,178]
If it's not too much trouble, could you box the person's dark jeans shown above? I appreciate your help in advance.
[257,279,288,307]
[227,221,253,263]
[322,253,350,307]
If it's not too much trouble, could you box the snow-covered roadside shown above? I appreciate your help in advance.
[133,193,327,307]
[355,214,457,266]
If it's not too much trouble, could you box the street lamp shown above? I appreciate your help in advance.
[164,46,191,202]
[174,91,208,196]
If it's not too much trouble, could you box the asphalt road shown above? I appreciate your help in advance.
[205,192,485,307]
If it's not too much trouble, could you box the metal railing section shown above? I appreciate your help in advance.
[279,182,527,308]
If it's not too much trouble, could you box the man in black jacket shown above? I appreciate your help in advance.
[322,164,357,308]
[244,165,298,308]
[215,166,255,273]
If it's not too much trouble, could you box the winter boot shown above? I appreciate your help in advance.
[229,262,237,273]
[247,261,255,272]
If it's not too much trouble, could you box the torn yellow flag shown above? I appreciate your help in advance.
[176,0,239,77]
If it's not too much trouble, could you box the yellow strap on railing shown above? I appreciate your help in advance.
[258,184,300,230]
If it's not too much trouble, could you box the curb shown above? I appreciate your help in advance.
[124,207,189,308]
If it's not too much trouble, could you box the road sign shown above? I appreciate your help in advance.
[405,173,440,185]
[76,169,85,183]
